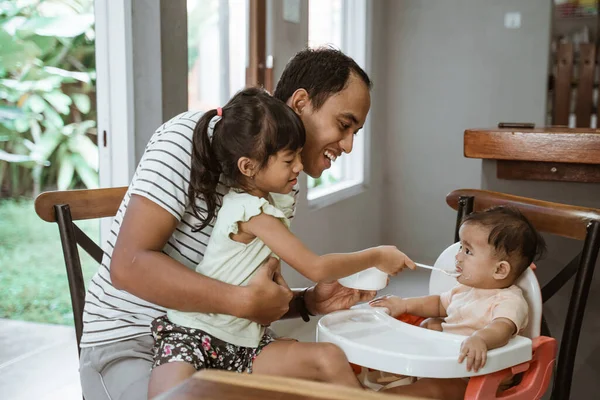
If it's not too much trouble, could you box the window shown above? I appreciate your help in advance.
[187,0,249,110]
[307,0,370,205]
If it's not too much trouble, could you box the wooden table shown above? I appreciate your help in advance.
[155,370,422,400]
[464,127,600,183]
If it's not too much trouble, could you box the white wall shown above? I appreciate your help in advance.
[267,0,386,289]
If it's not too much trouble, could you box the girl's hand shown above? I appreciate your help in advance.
[458,335,488,372]
[374,246,416,276]
[369,295,408,317]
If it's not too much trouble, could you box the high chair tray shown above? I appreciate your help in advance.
[316,307,533,379]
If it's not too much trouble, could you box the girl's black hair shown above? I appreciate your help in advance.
[189,87,305,231]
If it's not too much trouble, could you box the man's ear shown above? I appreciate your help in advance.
[288,88,310,115]
[237,157,257,178]
[493,260,511,280]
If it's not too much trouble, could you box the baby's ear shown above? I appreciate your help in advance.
[494,260,511,280]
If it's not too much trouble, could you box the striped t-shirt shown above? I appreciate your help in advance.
[80,111,298,347]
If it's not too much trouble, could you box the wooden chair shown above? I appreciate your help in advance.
[447,189,600,400]
[34,187,127,354]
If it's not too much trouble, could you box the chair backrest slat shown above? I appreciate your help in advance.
[446,188,600,240]
[73,224,104,263]
[35,186,127,222]
[553,42,574,126]
[575,43,596,128]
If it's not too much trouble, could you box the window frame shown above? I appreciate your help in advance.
[306,0,372,209]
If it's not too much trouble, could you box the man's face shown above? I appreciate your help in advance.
[297,74,371,178]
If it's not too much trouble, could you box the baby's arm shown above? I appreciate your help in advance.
[369,295,447,319]
[458,318,516,372]
[241,213,414,282]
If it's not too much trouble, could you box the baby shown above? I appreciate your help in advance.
[370,206,546,399]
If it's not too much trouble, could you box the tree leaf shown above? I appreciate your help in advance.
[26,93,47,113]
[19,15,94,38]
[30,129,63,162]
[43,91,72,114]
[57,153,74,190]
[42,105,64,129]
[43,66,91,83]
[71,93,90,113]
[72,153,98,189]
[0,149,33,163]
[67,133,98,171]
[0,29,41,73]
[0,105,25,121]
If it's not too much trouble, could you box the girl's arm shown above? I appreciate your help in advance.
[111,195,293,325]
[242,213,414,282]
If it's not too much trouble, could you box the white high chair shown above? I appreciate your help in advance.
[317,189,600,399]
[317,243,553,398]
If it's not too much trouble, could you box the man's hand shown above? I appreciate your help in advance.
[368,295,408,317]
[458,335,488,372]
[241,257,293,325]
[304,281,376,316]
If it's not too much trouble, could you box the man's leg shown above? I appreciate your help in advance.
[252,340,362,388]
[79,335,154,400]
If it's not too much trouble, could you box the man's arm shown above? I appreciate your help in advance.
[111,195,293,325]
[281,283,378,319]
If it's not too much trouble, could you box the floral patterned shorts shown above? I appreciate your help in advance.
[151,316,275,373]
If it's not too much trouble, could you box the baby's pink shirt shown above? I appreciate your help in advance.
[439,284,528,337]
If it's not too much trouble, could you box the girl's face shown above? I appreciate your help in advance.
[252,148,303,196]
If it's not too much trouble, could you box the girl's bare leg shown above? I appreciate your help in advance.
[252,340,362,388]
[148,362,196,399]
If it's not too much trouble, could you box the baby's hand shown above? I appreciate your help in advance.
[374,246,416,276]
[458,335,488,372]
[369,295,407,317]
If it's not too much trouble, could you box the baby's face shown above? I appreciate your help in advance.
[454,223,506,288]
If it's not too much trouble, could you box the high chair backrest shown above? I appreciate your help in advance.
[428,242,542,339]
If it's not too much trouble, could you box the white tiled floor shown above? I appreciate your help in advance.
[0,270,431,399]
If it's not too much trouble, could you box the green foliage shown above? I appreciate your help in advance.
[0,198,98,324]
[0,0,97,197]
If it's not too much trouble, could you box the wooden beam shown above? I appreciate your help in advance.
[497,161,600,183]
[464,128,600,165]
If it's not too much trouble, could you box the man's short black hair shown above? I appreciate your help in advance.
[273,47,372,109]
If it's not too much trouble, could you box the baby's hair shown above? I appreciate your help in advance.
[189,87,305,231]
[461,206,546,276]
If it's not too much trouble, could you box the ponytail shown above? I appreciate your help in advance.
[189,109,222,231]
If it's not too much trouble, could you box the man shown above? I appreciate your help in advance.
[80,48,375,399]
